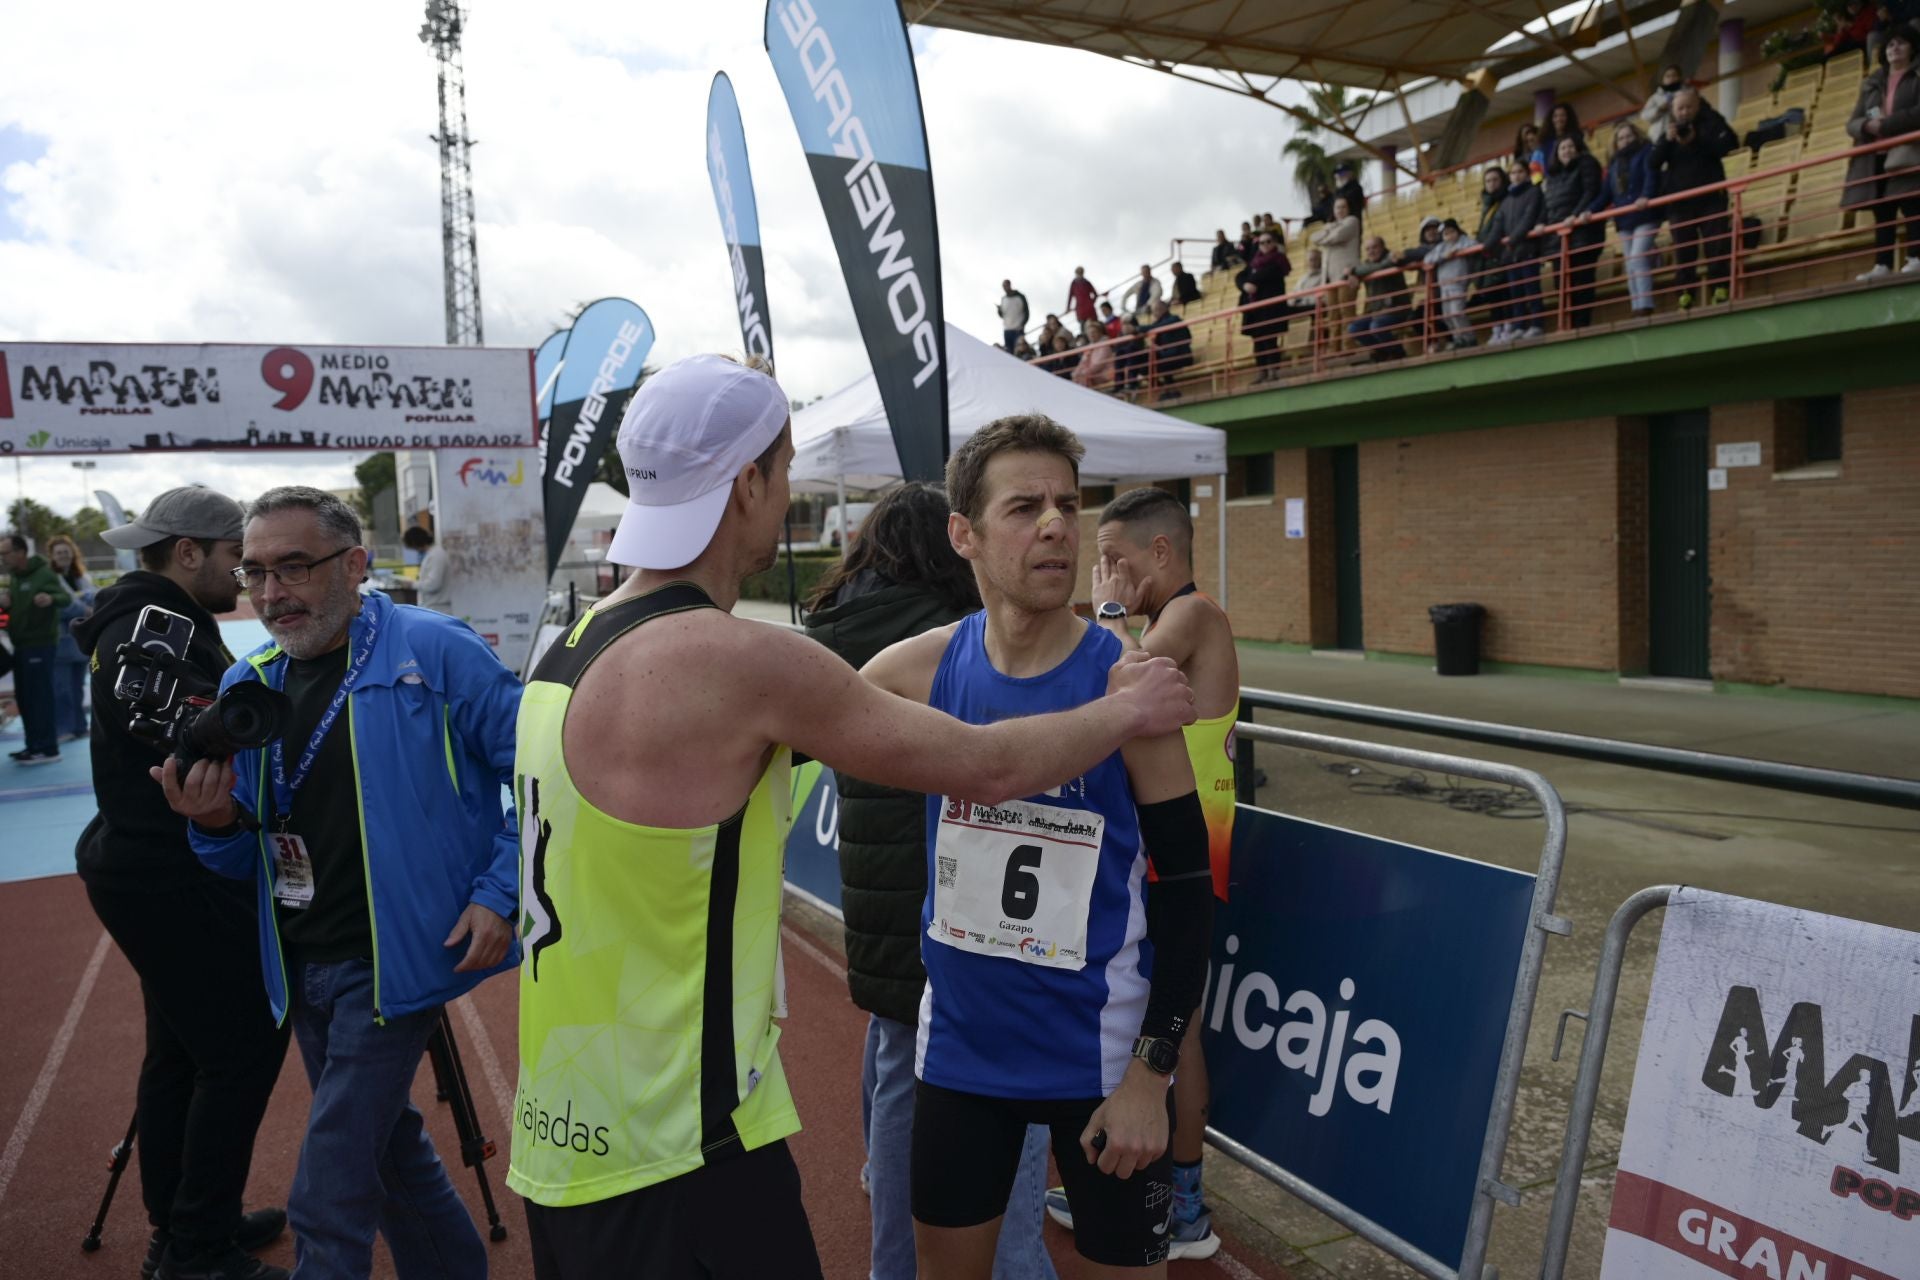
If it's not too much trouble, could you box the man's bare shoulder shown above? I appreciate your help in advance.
[863,621,961,701]
[1162,591,1233,637]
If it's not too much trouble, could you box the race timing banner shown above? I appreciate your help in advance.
[707,71,775,366]
[0,341,535,455]
[765,0,949,481]
[1600,889,1919,1280]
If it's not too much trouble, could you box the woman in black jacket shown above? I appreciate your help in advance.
[1470,165,1512,340]
[1543,135,1606,326]
[1239,228,1293,381]
[1489,159,1548,340]
[801,483,1056,1279]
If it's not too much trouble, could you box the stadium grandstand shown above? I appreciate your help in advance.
[943,0,1919,703]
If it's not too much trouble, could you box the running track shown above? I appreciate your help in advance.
[0,869,1292,1278]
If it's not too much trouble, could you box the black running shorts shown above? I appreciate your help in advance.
[523,1139,823,1279]
[911,1078,1175,1268]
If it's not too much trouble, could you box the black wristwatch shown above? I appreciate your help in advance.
[1131,1034,1179,1076]
[1096,600,1128,621]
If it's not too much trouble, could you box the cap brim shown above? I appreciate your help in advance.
[101,523,161,549]
[605,482,733,571]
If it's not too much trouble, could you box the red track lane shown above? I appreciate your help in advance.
[1,875,1291,1279]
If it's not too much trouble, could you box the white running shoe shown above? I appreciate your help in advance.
[1856,263,1893,282]
[1903,258,1920,274]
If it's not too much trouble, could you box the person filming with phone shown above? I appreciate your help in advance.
[74,487,293,1280]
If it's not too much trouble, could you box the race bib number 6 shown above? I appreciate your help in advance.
[930,796,1104,970]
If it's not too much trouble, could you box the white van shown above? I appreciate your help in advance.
[821,502,875,549]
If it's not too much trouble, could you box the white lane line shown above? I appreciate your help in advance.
[1207,1246,1263,1278]
[452,994,514,1132]
[0,930,112,1209]
[781,924,848,982]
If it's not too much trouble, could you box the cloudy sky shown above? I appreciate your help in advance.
[0,0,1310,520]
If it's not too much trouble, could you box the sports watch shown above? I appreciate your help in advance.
[1096,600,1128,621]
[1131,1034,1179,1076]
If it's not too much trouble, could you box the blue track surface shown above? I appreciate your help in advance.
[1,619,271,884]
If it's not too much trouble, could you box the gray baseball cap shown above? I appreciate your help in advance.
[102,486,247,549]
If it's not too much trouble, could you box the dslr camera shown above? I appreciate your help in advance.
[114,605,289,770]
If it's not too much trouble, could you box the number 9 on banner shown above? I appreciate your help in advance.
[261,347,314,410]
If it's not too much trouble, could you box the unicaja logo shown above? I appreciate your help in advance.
[26,431,49,449]
[1207,935,1402,1118]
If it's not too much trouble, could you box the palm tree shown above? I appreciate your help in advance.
[1281,84,1372,202]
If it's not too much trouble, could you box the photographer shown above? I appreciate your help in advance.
[1645,87,1740,308]
[160,486,522,1280]
[75,488,291,1280]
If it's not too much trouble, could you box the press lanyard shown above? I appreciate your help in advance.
[269,606,379,831]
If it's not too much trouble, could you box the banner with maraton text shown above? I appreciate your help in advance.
[1599,889,1919,1280]
[541,299,654,576]
[0,341,534,455]
[708,72,775,366]
[765,0,947,481]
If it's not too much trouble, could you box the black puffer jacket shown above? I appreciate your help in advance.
[802,576,971,1025]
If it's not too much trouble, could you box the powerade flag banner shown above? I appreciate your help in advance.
[542,298,654,575]
[707,73,774,365]
[766,0,948,481]
[533,329,567,428]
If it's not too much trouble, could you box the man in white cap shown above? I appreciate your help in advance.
[507,354,1195,1279]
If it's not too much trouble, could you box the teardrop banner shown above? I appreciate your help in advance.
[765,0,948,481]
[708,72,775,366]
[541,299,654,575]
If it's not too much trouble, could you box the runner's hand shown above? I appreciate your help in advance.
[446,902,513,972]
[1091,555,1143,615]
[1105,652,1193,736]
[1080,1061,1169,1179]
[152,756,239,829]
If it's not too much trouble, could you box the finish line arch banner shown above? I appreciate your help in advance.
[0,342,536,454]
[1600,889,1919,1280]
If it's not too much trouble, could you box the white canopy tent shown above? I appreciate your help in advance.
[790,324,1232,604]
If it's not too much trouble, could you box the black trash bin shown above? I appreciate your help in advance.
[1428,603,1485,676]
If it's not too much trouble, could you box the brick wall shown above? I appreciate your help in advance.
[1707,395,1920,698]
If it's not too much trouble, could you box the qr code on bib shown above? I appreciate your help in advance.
[937,856,957,888]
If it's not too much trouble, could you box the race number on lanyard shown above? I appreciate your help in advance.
[268,607,379,830]
[929,796,1104,971]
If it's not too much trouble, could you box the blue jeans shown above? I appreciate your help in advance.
[287,960,484,1280]
[865,1014,1056,1280]
[11,645,56,753]
[54,656,87,738]
[1622,224,1658,312]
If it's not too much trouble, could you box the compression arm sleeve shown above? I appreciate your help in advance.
[1137,790,1214,1044]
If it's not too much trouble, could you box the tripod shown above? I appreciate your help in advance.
[82,1008,508,1252]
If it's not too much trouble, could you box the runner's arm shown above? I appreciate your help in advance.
[1121,732,1211,1044]
[771,628,1193,805]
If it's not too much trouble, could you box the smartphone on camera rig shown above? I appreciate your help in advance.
[114,605,291,769]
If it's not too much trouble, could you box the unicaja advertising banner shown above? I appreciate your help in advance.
[0,341,534,454]
[765,0,948,481]
[708,72,775,365]
[541,299,654,575]
[1599,889,1919,1280]
[432,448,547,672]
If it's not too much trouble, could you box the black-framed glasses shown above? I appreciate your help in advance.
[232,545,353,590]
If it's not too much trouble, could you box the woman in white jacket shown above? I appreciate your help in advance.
[1309,196,1361,350]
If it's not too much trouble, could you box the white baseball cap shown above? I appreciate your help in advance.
[606,354,790,570]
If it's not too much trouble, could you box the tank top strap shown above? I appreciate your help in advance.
[529,582,719,689]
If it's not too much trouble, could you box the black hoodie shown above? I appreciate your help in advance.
[72,571,240,892]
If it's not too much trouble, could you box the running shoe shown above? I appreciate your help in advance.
[1856,264,1892,283]
[1169,1209,1223,1261]
[1044,1185,1074,1231]
[143,1209,287,1280]
[13,750,59,766]
[1709,287,1729,306]
[1904,257,1920,274]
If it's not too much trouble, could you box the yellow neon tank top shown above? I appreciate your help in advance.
[507,583,799,1207]
[1145,584,1238,900]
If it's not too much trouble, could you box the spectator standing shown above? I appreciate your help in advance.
[1235,219,1258,261]
[1646,87,1739,308]
[1064,267,1099,323]
[1425,219,1480,349]
[1240,228,1292,381]
[997,281,1029,352]
[1126,264,1164,320]
[1347,236,1413,361]
[166,486,522,1280]
[1169,261,1202,309]
[1845,24,1920,280]
[801,482,1058,1280]
[1208,229,1240,274]
[1310,195,1362,349]
[77,490,292,1280]
[1144,300,1195,397]
[1331,161,1367,225]
[403,525,452,613]
[1489,160,1548,341]
[1098,299,1122,338]
[1473,166,1514,337]
[1513,123,1547,178]
[1301,182,1333,228]
[46,533,95,742]
[1828,0,1880,60]
[1642,65,1689,142]
[1544,101,1585,156]
[1544,136,1607,327]
[1596,121,1662,315]
[3,532,71,765]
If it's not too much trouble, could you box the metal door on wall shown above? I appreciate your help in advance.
[1332,443,1363,650]
[1648,413,1711,679]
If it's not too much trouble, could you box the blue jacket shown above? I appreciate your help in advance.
[191,590,522,1024]
[1602,144,1659,232]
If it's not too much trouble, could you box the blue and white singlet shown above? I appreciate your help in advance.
[916,611,1149,1100]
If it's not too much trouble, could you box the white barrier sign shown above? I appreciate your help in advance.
[0,342,534,454]
[1600,888,1920,1280]
[432,448,547,672]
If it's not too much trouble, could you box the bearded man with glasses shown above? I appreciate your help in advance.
[159,485,523,1280]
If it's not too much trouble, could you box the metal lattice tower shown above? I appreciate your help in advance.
[420,1,483,345]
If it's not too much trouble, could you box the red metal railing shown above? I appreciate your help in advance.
[1013,128,1920,407]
